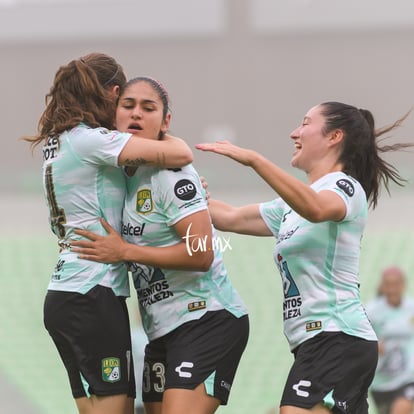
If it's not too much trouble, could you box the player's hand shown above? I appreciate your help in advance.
[199,175,210,203]
[71,218,127,263]
[195,140,255,166]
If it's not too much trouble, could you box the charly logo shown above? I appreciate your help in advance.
[136,189,153,213]
[174,179,197,201]
[182,222,232,256]
[292,379,311,397]
[175,361,194,378]
[102,357,121,383]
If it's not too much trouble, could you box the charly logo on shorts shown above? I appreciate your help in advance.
[102,357,121,382]
[175,361,194,378]
[136,188,153,214]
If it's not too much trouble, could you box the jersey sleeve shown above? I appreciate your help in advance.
[70,126,132,167]
[322,174,367,221]
[155,166,208,226]
[259,198,285,237]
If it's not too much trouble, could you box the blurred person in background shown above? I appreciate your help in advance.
[71,76,249,414]
[366,266,414,414]
[196,102,413,413]
[23,53,192,414]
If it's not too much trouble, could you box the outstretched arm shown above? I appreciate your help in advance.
[71,210,213,271]
[119,134,193,168]
[208,199,272,236]
[196,141,346,222]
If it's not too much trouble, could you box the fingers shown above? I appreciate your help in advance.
[70,240,95,248]
[76,253,100,262]
[194,142,219,151]
[100,218,114,234]
[74,228,98,241]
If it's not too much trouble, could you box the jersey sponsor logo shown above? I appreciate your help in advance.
[277,254,302,321]
[283,298,302,320]
[175,361,194,378]
[282,209,292,223]
[131,265,174,308]
[188,301,206,312]
[292,380,311,397]
[336,179,354,197]
[220,380,231,392]
[51,258,65,281]
[121,222,145,236]
[277,226,299,244]
[174,179,197,201]
[178,197,204,210]
[277,254,299,298]
[102,357,121,382]
[306,321,322,332]
[43,136,59,161]
[136,189,153,214]
[130,264,165,286]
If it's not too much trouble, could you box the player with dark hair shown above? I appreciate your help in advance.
[24,54,193,414]
[195,102,413,413]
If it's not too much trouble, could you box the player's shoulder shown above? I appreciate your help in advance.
[157,164,200,181]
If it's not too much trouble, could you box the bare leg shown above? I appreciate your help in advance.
[280,403,332,414]
[161,383,220,414]
[75,394,128,414]
[390,397,414,414]
[144,402,162,414]
[126,396,135,414]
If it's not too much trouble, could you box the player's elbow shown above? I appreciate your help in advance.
[182,151,194,166]
[194,250,214,272]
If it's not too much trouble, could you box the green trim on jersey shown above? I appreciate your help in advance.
[260,172,377,350]
[123,164,248,341]
[43,124,132,295]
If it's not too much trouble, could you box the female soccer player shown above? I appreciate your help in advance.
[24,53,193,414]
[71,76,249,414]
[195,102,412,413]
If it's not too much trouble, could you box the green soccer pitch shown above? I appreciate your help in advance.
[1,230,414,414]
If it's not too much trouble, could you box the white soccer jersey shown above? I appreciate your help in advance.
[123,164,248,341]
[42,123,132,296]
[259,171,377,351]
[366,296,414,391]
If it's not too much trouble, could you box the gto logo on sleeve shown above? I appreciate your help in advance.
[174,179,197,200]
[336,179,354,197]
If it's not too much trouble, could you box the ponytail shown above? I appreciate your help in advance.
[23,52,126,149]
[320,102,412,209]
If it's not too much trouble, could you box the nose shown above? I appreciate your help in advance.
[290,126,300,139]
[131,107,142,119]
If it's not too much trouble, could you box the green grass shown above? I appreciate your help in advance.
[2,232,414,414]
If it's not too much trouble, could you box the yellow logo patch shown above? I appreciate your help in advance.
[102,357,121,383]
[136,189,153,214]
